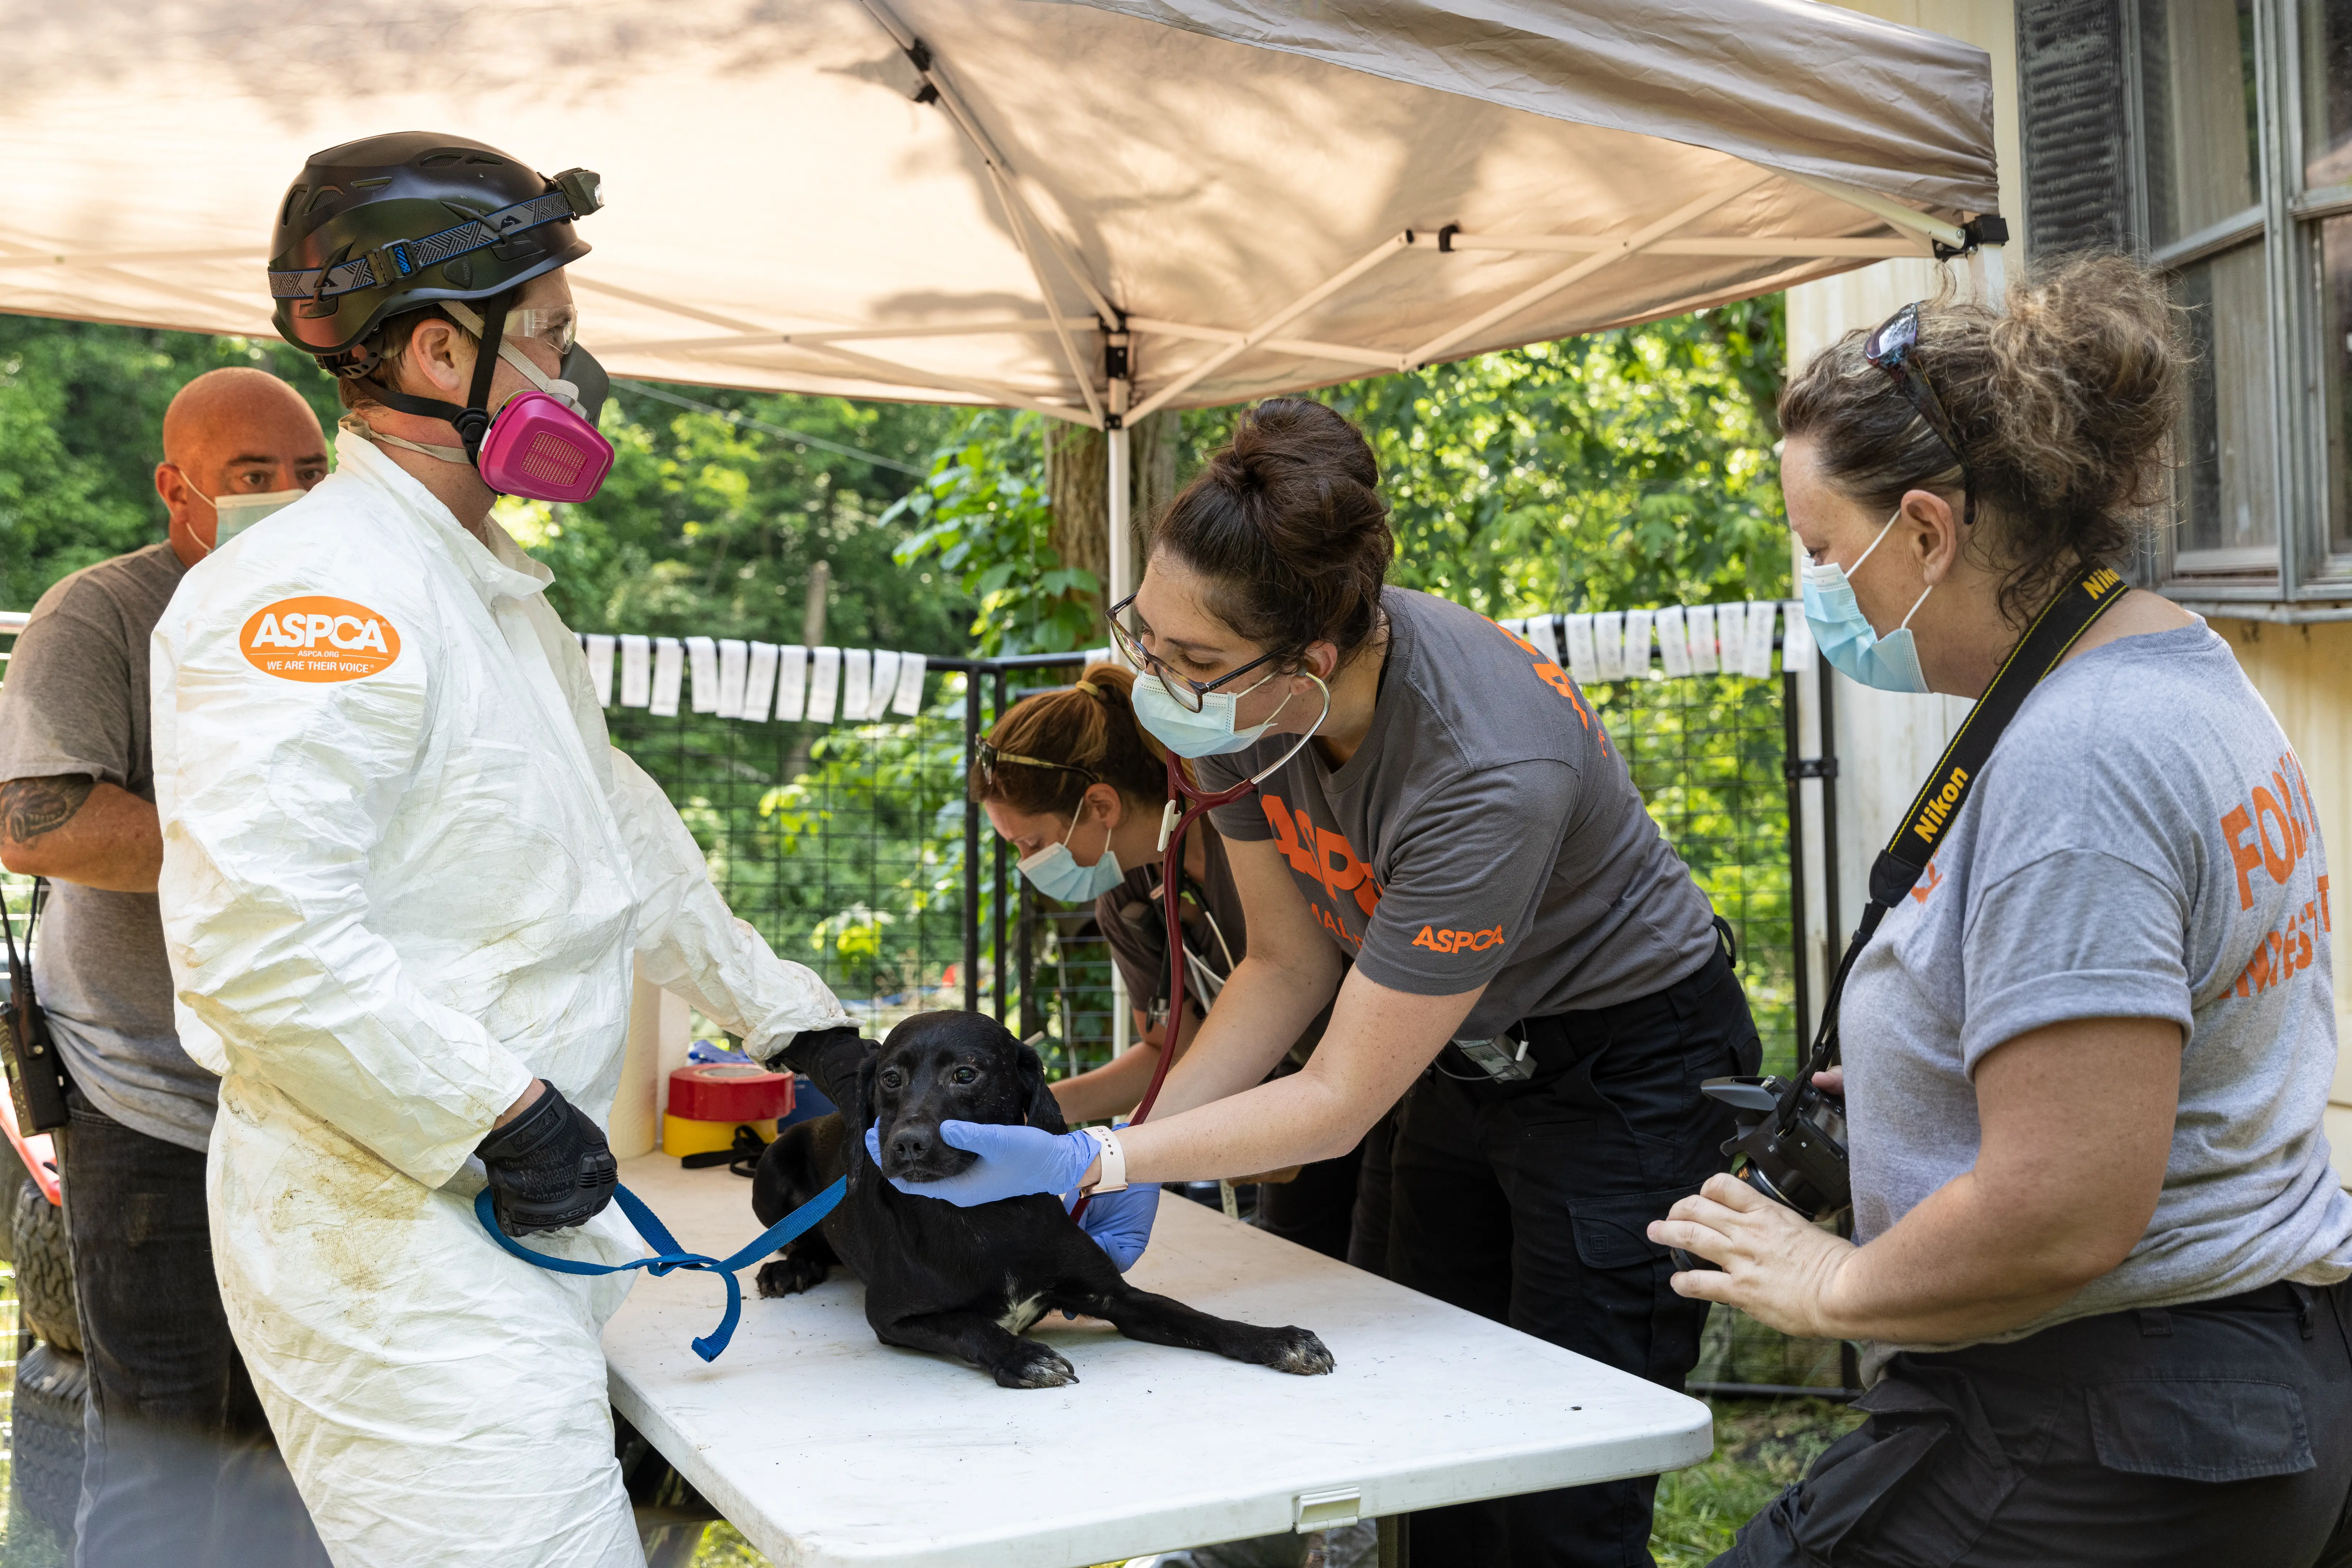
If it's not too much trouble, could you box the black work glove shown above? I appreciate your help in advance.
[476,1083,618,1237]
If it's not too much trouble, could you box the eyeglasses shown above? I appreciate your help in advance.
[1863,302,1975,527]
[1107,592,1287,713]
[974,738,1096,788]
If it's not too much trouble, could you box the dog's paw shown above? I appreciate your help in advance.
[754,1254,828,1299]
[992,1339,1079,1389]
[1256,1326,1336,1376]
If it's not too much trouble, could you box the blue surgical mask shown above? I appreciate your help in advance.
[1017,809,1125,902]
[1801,509,1933,694]
[1133,666,1324,759]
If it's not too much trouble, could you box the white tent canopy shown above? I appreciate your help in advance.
[0,0,1997,590]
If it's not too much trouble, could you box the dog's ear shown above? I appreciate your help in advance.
[853,1043,881,1137]
[1014,1037,1067,1134]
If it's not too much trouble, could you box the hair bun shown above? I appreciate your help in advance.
[1150,399,1393,659]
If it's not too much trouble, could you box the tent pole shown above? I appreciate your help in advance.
[1107,424,1133,607]
[1107,335,1134,605]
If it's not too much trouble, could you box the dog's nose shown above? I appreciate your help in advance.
[889,1128,934,1166]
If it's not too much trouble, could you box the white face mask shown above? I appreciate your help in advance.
[178,476,306,554]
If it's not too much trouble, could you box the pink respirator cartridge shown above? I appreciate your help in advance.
[475,390,616,504]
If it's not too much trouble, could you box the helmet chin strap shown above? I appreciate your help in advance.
[358,291,513,467]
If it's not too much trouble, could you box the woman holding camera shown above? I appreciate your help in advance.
[1652,256,2352,1565]
[900,398,1761,1567]
[972,664,1361,1260]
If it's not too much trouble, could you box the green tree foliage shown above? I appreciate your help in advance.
[890,299,1787,640]
[0,318,341,609]
[523,385,970,652]
[885,411,1099,657]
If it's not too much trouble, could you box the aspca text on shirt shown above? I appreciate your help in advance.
[2222,751,2330,999]
[239,596,403,684]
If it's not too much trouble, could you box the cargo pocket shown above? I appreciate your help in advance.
[1567,1186,1696,1271]
[2085,1379,2313,1483]
[1759,1368,2018,1567]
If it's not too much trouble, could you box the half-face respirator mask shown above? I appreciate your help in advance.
[355,293,616,504]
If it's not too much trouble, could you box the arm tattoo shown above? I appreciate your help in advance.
[0,776,96,845]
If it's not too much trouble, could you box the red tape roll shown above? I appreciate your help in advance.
[667,1063,795,1123]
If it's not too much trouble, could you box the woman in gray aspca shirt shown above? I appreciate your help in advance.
[1654,254,2352,1566]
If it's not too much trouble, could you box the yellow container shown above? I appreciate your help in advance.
[662,1114,779,1158]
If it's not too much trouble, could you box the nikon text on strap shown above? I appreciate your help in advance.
[1786,563,2130,1122]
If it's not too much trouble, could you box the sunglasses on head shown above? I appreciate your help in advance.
[974,738,1097,788]
[1864,301,1975,527]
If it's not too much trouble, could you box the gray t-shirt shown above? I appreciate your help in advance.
[0,543,216,1151]
[1098,828,1330,1068]
[1845,621,2352,1350]
[1200,588,1718,1035]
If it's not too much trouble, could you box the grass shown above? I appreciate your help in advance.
[1650,1398,1864,1567]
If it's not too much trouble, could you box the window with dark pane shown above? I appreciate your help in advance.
[2138,0,2262,244]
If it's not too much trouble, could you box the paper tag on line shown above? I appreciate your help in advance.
[1622,609,1655,678]
[649,637,685,716]
[773,644,810,721]
[685,636,720,713]
[716,639,750,718]
[619,634,651,707]
[584,633,616,708]
[805,647,842,724]
[1780,602,1816,673]
[1654,607,1690,678]
[742,641,779,722]
[1687,605,1719,675]
[1524,614,1560,669]
[1562,614,1599,684]
[1743,602,1777,678]
[1592,612,1625,682]
[868,651,902,721]
[891,652,928,716]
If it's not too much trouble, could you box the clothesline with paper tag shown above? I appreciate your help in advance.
[575,635,935,724]
[570,601,1810,726]
[1497,600,1813,683]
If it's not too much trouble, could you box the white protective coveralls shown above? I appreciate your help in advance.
[150,428,850,1568]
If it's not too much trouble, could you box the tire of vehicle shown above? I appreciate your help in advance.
[11,1176,81,1355]
[10,1339,87,1551]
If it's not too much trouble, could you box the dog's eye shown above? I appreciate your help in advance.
[952,1067,978,1085]
[879,1069,904,1091]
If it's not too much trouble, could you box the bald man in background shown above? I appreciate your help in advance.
[0,367,330,1566]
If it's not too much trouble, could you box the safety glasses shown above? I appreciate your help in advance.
[1863,302,1975,527]
[1107,592,1287,713]
[973,739,1096,789]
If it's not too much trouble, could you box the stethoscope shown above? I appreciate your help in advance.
[1067,670,1328,1220]
[1127,674,1330,1123]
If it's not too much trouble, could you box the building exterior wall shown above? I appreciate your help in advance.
[1789,0,2351,1187]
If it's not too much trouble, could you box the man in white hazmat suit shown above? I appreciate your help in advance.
[149,131,853,1567]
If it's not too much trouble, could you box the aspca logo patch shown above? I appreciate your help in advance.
[240,597,401,682]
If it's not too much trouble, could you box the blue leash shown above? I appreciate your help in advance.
[474,1177,847,1363]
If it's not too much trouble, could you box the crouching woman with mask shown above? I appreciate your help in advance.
[973,664,1358,1262]
[1653,255,2352,1565]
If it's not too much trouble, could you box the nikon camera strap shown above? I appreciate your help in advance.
[1788,563,2131,1119]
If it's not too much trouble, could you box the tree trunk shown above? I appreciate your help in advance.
[1045,422,1107,643]
[1045,410,1180,642]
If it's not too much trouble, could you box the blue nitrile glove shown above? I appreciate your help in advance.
[1067,1181,1160,1272]
[862,1120,1100,1205]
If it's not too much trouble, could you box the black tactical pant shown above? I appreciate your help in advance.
[1363,944,1762,1568]
[1719,1279,2352,1568]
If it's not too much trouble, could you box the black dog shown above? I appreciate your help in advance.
[756,1011,1335,1388]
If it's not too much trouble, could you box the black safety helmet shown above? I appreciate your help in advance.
[268,131,602,377]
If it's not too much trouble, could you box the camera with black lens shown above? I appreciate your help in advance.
[1667,1074,1849,1272]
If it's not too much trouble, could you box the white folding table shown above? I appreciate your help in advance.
[602,1154,1712,1568]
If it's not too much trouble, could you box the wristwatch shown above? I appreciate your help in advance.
[1083,1125,1128,1195]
